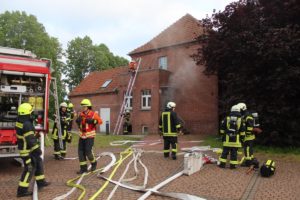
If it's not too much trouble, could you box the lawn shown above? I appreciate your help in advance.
[202,135,300,161]
[45,132,142,149]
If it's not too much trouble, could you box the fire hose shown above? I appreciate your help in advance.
[53,152,116,200]
[106,148,148,200]
[88,147,133,200]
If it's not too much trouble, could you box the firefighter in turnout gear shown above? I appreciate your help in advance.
[66,102,76,143]
[76,99,102,174]
[122,110,132,135]
[219,105,245,169]
[159,102,182,160]
[237,103,256,167]
[15,103,50,197]
[52,102,70,159]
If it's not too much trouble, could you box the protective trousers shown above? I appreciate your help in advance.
[219,146,238,168]
[53,128,68,158]
[78,138,96,172]
[243,140,254,161]
[53,139,67,158]
[163,136,178,159]
[17,154,45,193]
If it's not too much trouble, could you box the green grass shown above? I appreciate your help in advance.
[201,135,223,148]
[45,132,142,149]
[202,135,300,161]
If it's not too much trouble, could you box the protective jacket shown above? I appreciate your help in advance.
[159,109,181,137]
[16,116,40,157]
[220,111,245,148]
[77,110,102,139]
[242,111,255,141]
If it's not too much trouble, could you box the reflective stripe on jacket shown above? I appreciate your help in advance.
[159,110,181,137]
[79,110,102,139]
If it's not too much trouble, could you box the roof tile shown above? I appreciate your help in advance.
[129,14,202,55]
[69,66,128,96]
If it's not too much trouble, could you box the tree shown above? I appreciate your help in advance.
[193,0,300,146]
[0,11,65,117]
[64,36,128,91]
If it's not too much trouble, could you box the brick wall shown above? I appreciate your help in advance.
[70,43,218,135]
[131,43,218,134]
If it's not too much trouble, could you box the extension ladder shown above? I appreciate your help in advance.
[113,58,142,135]
[50,77,63,149]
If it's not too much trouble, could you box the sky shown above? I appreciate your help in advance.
[1,0,235,60]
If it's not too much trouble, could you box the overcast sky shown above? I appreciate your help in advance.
[1,0,235,59]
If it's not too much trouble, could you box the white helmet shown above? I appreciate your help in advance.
[237,103,247,111]
[60,102,68,108]
[231,105,240,112]
[167,102,176,109]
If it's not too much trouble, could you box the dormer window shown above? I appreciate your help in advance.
[101,79,112,88]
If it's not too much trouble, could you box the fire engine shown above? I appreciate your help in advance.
[0,46,51,158]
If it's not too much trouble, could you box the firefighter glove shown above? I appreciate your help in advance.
[86,118,95,124]
[76,116,82,125]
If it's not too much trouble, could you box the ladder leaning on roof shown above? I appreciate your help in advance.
[113,58,142,135]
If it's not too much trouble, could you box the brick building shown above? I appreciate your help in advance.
[69,14,218,135]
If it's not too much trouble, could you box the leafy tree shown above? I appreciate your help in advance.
[0,11,65,118]
[64,36,128,91]
[193,0,300,146]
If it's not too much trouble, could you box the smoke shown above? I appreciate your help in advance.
[166,56,200,103]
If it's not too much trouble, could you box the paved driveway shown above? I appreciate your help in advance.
[0,134,299,200]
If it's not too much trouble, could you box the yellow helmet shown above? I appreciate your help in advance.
[18,103,34,115]
[68,103,74,108]
[80,99,92,107]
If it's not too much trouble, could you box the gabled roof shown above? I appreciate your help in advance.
[69,66,128,97]
[129,14,202,55]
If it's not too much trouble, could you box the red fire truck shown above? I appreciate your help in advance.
[0,46,51,158]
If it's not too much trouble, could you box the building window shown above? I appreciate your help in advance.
[142,126,149,134]
[101,79,112,88]
[125,91,133,110]
[141,90,151,110]
[158,56,167,70]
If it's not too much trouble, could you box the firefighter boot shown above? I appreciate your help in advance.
[17,187,33,197]
[91,161,97,172]
[230,164,236,169]
[61,153,66,159]
[218,162,226,168]
[172,152,177,160]
[37,180,51,189]
[54,154,60,160]
[77,165,88,174]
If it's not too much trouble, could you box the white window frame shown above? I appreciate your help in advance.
[158,56,168,70]
[125,91,133,110]
[141,90,151,110]
[101,79,112,88]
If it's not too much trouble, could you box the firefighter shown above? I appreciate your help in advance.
[67,102,76,143]
[219,105,245,169]
[16,103,50,197]
[76,99,102,174]
[237,102,255,167]
[122,110,132,135]
[159,102,182,160]
[52,102,70,159]
[128,60,137,73]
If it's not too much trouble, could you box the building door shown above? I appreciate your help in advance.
[100,108,110,133]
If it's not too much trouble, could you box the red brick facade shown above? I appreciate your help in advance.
[69,14,218,135]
